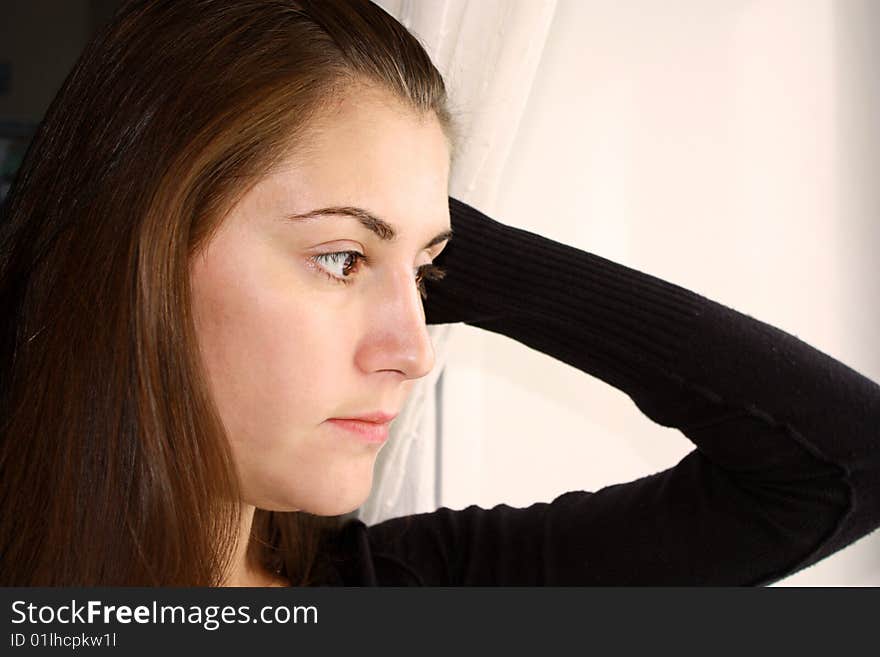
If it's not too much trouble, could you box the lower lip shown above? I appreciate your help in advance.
[326,418,391,444]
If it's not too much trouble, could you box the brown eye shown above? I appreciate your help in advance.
[311,251,366,285]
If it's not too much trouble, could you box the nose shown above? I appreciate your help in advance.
[355,268,435,380]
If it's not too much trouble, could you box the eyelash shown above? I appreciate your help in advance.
[310,250,447,299]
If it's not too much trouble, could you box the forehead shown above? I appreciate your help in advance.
[260,87,451,233]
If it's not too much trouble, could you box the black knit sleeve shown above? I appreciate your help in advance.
[354,197,880,586]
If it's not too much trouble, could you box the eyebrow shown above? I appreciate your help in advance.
[281,206,453,250]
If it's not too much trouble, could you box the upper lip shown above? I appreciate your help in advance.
[330,412,398,424]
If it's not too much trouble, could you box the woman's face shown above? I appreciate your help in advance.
[189,88,451,516]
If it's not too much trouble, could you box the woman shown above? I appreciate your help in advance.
[0,0,877,586]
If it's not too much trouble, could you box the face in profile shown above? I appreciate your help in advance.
[189,86,452,517]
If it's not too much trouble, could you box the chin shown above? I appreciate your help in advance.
[274,478,374,517]
[284,499,363,517]
[307,490,371,517]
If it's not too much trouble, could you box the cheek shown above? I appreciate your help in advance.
[190,254,355,447]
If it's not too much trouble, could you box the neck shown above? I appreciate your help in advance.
[221,503,291,587]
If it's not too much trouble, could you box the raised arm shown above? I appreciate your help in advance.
[330,197,880,585]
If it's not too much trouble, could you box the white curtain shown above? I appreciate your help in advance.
[355,0,558,526]
[359,0,880,585]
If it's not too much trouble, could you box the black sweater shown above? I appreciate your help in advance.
[323,197,880,585]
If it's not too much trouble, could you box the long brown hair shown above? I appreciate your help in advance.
[0,0,453,586]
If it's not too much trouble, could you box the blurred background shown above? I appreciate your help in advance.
[2,0,878,585]
[0,0,121,199]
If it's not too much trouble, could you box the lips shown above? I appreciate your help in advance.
[332,411,398,424]
[326,414,395,443]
